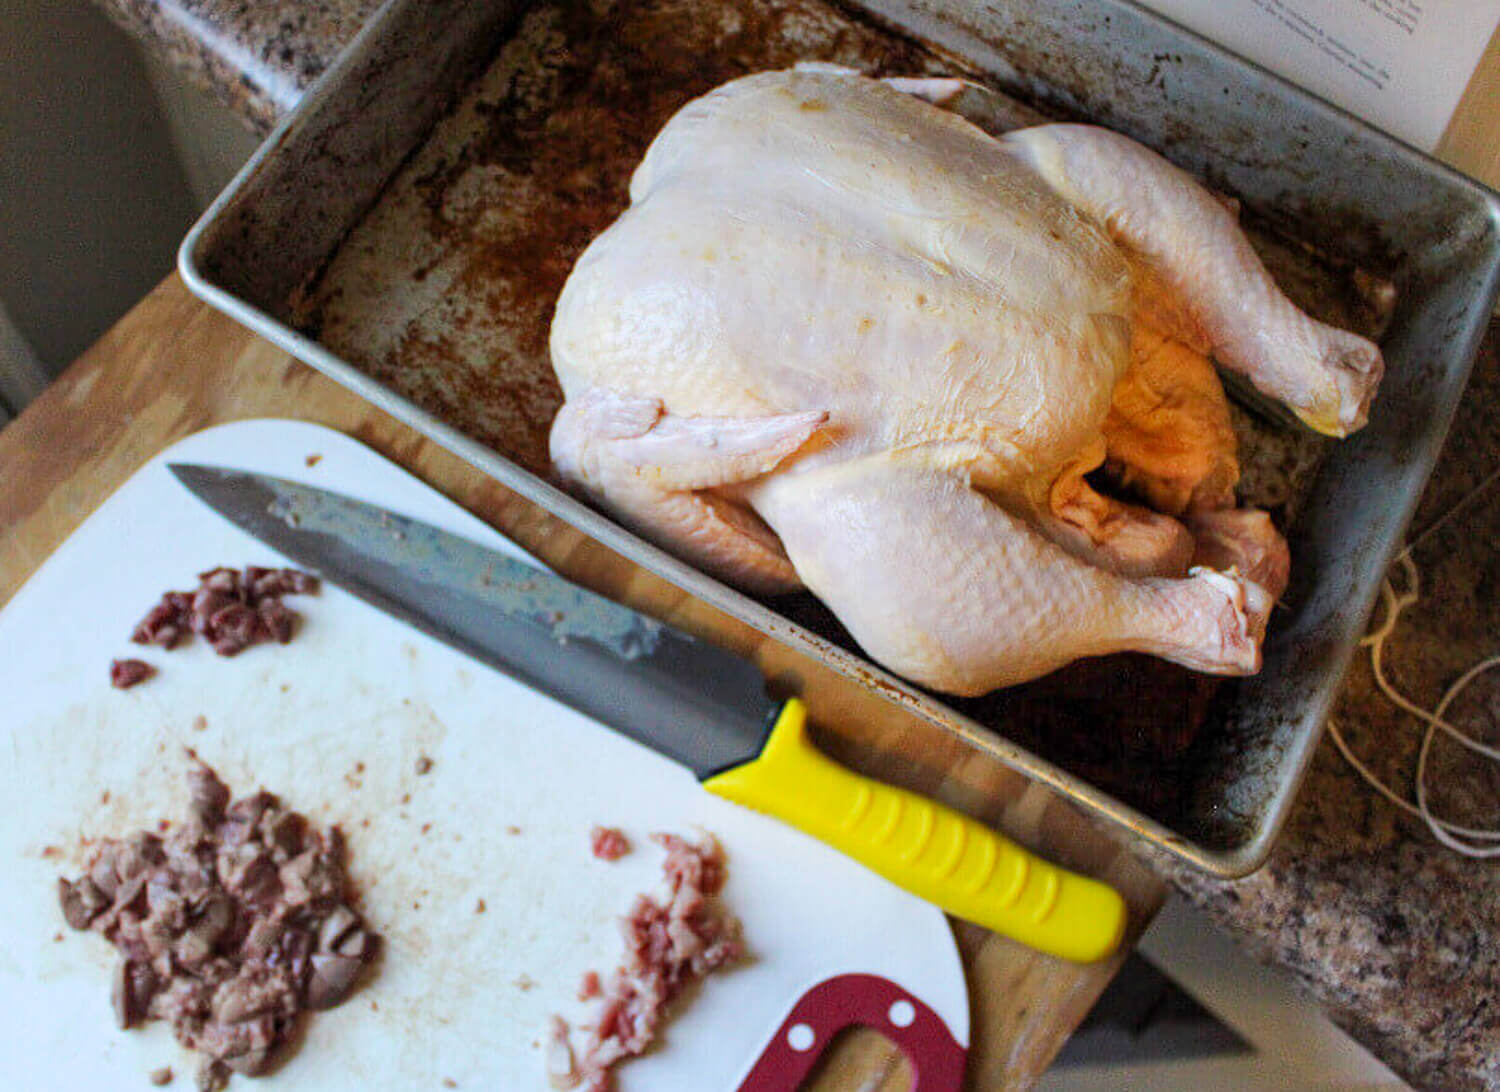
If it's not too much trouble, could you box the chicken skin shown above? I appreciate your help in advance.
[548,68,1381,695]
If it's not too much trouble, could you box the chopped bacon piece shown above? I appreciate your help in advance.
[554,832,743,1091]
[546,1015,580,1090]
[589,826,631,862]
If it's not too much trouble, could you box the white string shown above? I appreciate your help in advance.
[1328,549,1500,856]
[1404,463,1500,555]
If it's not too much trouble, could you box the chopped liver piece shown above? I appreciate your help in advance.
[589,827,630,862]
[110,659,156,689]
[555,833,743,1092]
[58,762,377,1090]
[127,566,318,670]
[132,600,186,649]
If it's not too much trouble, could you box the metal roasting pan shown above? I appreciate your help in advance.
[180,0,1500,876]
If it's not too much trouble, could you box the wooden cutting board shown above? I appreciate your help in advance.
[0,418,968,1090]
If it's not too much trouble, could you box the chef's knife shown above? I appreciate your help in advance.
[171,463,1126,962]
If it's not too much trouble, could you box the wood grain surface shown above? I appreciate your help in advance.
[1438,21,1500,193]
[0,274,1166,1089]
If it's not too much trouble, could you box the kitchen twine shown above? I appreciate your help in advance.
[1326,465,1500,857]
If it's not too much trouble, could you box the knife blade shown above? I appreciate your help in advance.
[172,463,1126,962]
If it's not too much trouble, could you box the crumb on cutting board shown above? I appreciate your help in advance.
[589,826,630,862]
[576,971,601,1001]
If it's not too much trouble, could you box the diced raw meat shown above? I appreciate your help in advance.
[110,659,155,689]
[554,832,743,1092]
[119,565,319,682]
[57,761,378,1089]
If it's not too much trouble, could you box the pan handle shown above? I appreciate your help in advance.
[735,973,967,1092]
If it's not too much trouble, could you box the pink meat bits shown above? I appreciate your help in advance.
[589,826,631,862]
[552,832,743,1092]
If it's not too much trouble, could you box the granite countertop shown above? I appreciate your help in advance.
[1164,342,1500,1090]
[93,0,1500,1087]
[97,0,378,134]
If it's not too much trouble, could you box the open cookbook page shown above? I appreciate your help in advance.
[1138,0,1500,151]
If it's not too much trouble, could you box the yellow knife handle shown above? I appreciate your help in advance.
[704,699,1126,962]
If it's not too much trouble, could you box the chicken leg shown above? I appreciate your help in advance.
[749,455,1271,696]
[1002,124,1383,437]
[1042,453,1196,578]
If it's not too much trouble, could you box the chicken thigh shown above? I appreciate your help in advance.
[548,68,1382,695]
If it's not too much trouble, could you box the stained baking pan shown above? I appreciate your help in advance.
[180,0,1500,876]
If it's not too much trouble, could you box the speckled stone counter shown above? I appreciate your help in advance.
[1160,334,1500,1091]
[93,0,1500,1086]
[93,0,380,134]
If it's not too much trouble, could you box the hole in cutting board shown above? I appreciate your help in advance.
[799,1025,913,1091]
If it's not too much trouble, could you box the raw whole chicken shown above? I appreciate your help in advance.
[548,68,1383,696]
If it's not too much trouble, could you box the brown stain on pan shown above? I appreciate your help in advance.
[301,0,946,476]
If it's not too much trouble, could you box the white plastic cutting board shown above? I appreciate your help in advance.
[0,419,967,1090]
